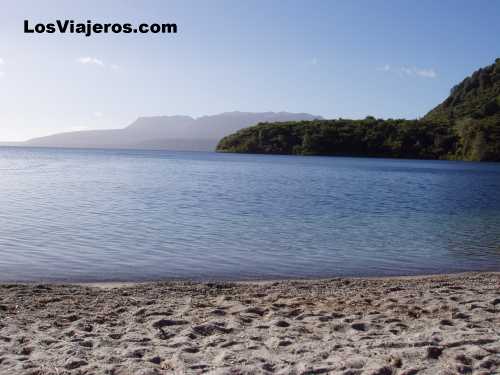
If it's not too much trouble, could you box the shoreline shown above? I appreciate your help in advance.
[76,270,499,289]
[1,272,499,374]
[2,270,498,289]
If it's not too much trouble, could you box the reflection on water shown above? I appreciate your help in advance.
[0,147,499,282]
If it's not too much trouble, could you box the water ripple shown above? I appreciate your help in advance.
[0,147,499,282]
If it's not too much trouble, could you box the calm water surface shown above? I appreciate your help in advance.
[0,147,499,282]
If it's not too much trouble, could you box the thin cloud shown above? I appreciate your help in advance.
[401,66,437,78]
[379,64,437,79]
[0,58,6,77]
[415,68,437,78]
[308,57,318,66]
[93,112,104,118]
[77,57,104,66]
[76,57,122,71]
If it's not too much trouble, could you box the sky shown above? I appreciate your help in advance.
[0,0,499,141]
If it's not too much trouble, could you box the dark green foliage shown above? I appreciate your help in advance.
[422,58,500,161]
[217,118,459,160]
[424,59,500,123]
[217,59,500,161]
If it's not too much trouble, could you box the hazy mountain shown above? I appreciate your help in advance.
[24,112,322,151]
[0,142,23,147]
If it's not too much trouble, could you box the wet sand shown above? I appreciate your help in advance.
[0,272,499,374]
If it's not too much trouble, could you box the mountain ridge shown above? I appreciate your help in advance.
[23,112,322,151]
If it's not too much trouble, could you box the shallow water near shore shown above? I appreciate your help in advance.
[0,146,499,282]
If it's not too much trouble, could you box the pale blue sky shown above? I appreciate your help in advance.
[0,0,499,141]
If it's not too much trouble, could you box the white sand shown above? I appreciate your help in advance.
[0,272,499,374]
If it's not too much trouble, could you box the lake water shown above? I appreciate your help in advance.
[0,147,499,282]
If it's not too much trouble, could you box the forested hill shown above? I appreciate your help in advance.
[217,59,500,161]
[422,58,500,160]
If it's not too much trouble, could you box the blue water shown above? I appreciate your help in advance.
[0,147,499,282]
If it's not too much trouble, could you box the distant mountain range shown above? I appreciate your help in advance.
[13,112,321,151]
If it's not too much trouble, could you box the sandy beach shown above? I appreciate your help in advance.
[0,272,499,375]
